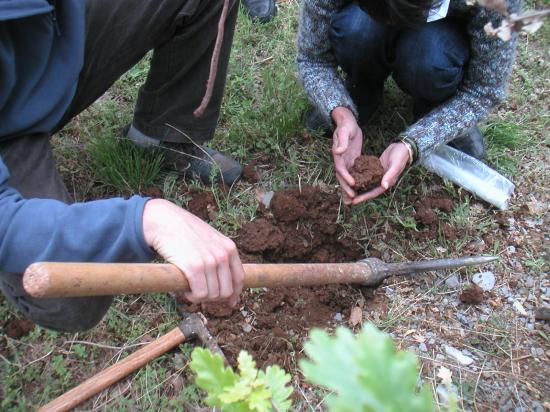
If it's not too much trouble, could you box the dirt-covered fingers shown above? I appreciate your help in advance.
[352,186,387,205]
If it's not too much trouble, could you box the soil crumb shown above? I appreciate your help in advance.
[242,161,260,183]
[187,191,217,221]
[141,186,163,198]
[349,155,384,192]
[460,284,484,305]
[4,319,35,339]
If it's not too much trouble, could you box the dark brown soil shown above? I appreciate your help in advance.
[459,284,484,304]
[235,185,362,263]
[187,191,217,221]
[242,161,260,183]
[180,284,370,370]
[4,318,35,339]
[411,191,463,240]
[415,193,454,225]
[349,155,384,192]
[177,185,369,369]
[141,186,163,198]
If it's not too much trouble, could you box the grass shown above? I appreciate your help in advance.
[1,1,549,411]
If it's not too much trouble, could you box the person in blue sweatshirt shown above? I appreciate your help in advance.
[0,0,246,332]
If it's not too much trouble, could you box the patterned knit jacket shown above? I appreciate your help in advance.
[296,0,521,160]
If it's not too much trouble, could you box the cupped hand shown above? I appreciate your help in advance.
[351,142,411,205]
[331,107,363,205]
[142,199,244,306]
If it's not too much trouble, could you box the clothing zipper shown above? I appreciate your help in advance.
[49,0,61,36]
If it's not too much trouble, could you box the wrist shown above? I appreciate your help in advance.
[331,106,356,125]
[392,136,418,164]
[142,198,169,249]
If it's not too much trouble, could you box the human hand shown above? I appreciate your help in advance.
[142,199,244,305]
[331,107,363,205]
[351,142,411,205]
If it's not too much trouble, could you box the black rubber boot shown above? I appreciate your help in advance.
[242,0,276,23]
[449,126,486,160]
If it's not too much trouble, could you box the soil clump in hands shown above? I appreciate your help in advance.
[349,155,384,192]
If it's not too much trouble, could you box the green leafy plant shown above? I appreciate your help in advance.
[190,348,292,412]
[300,324,435,412]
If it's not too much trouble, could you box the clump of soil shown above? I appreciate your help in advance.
[141,186,163,198]
[3,319,35,339]
[235,185,362,263]
[242,161,260,183]
[187,191,217,221]
[349,155,384,192]
[460,284,484,304]
[411,191,463,240]
[415,193,454,225]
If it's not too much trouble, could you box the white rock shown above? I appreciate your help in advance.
[513,300,528,316]
[445,275,460,288]
[261,191,274,208]
[507,245,516,253]
[419,343,428,352]
[473,271,496,291]
[445,345,474,365]
[242,324,252,333]
[333,313,343,322]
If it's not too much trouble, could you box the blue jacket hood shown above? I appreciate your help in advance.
[0,0,53,21]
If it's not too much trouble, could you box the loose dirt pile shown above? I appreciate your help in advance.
[349,155,384,192]
[179,185,367,368]
[235,185,363,263]
[412,191,463,240]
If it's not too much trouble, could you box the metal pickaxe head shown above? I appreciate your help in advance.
[177,307,228,364]
[358,255,499,286]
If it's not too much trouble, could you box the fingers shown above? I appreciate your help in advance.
[332,129,349,155]
[336,170,356,199]
[183,237,242,304]
[228,252,245,307]
[381,159,406,190]
[352,186,387,204]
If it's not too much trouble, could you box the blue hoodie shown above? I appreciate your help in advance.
[0,0,85,138]
[0,1,155,275]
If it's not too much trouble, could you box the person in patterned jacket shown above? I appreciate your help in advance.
[297,0,520,205]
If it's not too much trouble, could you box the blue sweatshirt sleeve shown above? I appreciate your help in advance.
[0,156,155,274]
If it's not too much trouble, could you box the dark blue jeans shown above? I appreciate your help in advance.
[329,4,469,122]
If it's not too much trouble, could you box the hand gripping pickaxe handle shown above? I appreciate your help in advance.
[23,256,498,298]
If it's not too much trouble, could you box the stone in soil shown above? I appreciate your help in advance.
[472,271,496,291]
[349,155,384,192]
[459,284,484,304]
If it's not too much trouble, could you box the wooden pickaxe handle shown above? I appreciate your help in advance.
[38,327,187,412]
[23,261,382,298]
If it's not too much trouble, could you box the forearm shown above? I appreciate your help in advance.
[297,0,357,122]
[0,159,153,273]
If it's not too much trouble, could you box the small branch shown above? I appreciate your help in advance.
[484,9,550,41]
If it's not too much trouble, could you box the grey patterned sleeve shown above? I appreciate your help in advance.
[296,0,358,124]
[401,0,521,161]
